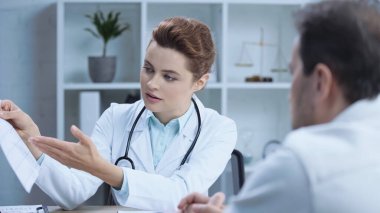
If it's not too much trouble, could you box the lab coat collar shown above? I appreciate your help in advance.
[144,101,193,133]
[129,95,206,136]
[333,94,380,123]
[128,101,148,133]
[154,95,206,171]
[125,101,154,172]
[128,95,206,172]
[181,95,206,140]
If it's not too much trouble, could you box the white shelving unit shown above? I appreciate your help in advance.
[57,0,310,166]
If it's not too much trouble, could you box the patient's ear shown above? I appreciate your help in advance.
[313,63,333,101]
[193,74,209,92]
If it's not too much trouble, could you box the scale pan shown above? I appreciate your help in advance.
[271,68,288,73]
[235,63,254,67]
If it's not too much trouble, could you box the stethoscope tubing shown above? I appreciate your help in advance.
[115,98,201,170]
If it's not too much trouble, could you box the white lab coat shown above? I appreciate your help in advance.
[226,95,380,213]
[34,96,237,212]
[285,95,380,213]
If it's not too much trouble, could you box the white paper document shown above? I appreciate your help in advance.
[0,118,40,193]
[0,205,47,213]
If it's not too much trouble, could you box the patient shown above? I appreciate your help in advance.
[178,1,380,212]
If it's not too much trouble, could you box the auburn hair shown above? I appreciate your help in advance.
[152,17,216,81]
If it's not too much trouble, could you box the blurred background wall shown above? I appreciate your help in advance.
[0,0,57,205]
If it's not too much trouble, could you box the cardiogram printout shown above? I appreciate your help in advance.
[0,118,40,193]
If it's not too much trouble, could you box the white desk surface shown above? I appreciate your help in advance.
[48,205,139,212]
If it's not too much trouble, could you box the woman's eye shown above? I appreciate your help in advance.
[143,67,154,73]
[164,74,176,81]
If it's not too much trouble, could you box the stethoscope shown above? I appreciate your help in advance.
[114,98,201,169]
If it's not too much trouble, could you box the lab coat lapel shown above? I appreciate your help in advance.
[155,96,206,172]
[155,127,194,172]
[128,108,155,173]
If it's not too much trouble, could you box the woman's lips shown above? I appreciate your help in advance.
[146,93,162,103]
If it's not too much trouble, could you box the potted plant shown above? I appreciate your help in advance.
[85,10,130,82]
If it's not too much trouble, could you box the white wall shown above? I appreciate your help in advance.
[0,0,57,205]
[0,0,110,205]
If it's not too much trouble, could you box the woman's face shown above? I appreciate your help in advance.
[140,41,208,124]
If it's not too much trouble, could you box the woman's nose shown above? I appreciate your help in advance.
[147,75,160,90]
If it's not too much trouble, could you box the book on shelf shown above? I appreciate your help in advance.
[79,91,100,135]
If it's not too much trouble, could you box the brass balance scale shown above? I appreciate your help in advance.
[235,27,288,82]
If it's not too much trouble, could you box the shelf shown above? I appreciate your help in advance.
[147,0,223,3]
[61,2,142,83]
[63,82,223,90]
[64,83,141,90]
[57,0,296,159]
[55,0,315,202]
[61,0,142,3]
[227,0,304,5]
[227,82,290,89]
[205,83,223,89]
[145,0,306,3]
[226,3,297,83]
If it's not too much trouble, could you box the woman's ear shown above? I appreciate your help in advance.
[193,73,210,92]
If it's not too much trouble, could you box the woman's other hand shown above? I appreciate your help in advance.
[29,125,101,172]
[178,192,225,213]
[29,125,124,188]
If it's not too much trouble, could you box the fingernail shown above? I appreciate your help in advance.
[72,125,79,131]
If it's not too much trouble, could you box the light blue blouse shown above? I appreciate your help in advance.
[147,102,194,168]
[114,102,194,201]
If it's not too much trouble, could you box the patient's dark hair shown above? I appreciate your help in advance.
[295,0,380,103]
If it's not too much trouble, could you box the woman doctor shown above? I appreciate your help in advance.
[0,17,237,212]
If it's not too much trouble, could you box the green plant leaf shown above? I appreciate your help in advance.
[84,10,130,56]
[108,11,113,22]
[98,10,105,23]
[84,28,99,38]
